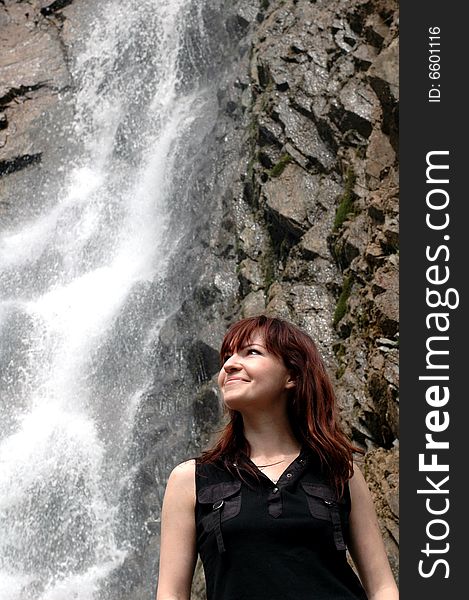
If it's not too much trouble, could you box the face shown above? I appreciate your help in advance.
[217,332,295,412]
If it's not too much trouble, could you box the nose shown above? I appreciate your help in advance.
[223,353,242,372]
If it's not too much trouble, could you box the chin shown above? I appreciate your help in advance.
[221,395,246,412]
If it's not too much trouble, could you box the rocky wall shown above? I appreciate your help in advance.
[207,0,400,587]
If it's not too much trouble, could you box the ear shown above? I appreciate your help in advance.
[285,375,296,390]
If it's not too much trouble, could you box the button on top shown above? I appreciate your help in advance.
[272,487,279,493]
[286,473,292,478]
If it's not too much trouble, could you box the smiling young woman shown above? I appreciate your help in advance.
[156,315,399,600]
[217,332,295,413]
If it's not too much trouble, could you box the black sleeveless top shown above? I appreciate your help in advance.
[195,449,368,600]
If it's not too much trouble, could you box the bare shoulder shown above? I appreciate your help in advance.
[348,463,376,509]
[349,462,369,490]
[348,463,399,597]
[164,459,196,505]
[170,458,196,480]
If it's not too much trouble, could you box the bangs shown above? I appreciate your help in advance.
[219,315,282,365]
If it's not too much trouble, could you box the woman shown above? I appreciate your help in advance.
[156,315,399,600]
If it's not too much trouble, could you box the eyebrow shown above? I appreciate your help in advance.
[238,342,266,350]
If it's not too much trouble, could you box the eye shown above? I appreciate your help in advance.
[246,347,261,355]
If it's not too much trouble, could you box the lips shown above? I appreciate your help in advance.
[225,377,249,385]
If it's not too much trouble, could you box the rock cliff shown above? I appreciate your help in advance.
[193,0,399,587]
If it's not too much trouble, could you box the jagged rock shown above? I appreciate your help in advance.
[264,164,342,246]
[239,222,266,260]
[352,43,378,70]
[367,185,398,222]
[301,63,329,98]
[283,141,308,169]
[332,18,358,53]
[0,93,54,168]
[0,19,69,96]
[275,100,335,170]
[284,251,338,287]
[0,1,69,171]
[372,290,399,337]
[269,62,292,90]
[330,81,378,141]
[364,12,390,48]
[368,37,399,103]
[257,113,283,146]
[334,213,368,269]
[365,128,396,187]
[365,241,386,267]
[290,284,337,356]
[364,446,399,579]
[235,3,259,27]
[258,145,282,169]
[372,263,398,295]
[368,37,398,150]
[337,80,381,138]
[241,290,266,317]
[38,1,75,15]
[263,163,312,235]
[265,281,291,319]
[238,257,264,290]
[385,516,399,544]
[382,215,399,250]
[299,224,330,259]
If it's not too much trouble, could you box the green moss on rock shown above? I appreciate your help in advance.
[269,154,292,178]
[333,274,353,327]
[333,168,357,231]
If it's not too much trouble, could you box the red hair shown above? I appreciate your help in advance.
[200,315,363,495]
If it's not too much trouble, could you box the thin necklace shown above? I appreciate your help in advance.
[255,459,286,469]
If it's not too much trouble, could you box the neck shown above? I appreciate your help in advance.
[241,411,301,461]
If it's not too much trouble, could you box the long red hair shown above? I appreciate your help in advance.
[199,315,362,494]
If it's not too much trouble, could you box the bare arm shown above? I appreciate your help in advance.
[348,465,399,600]
[156,460,197,600]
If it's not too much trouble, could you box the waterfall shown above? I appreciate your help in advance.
[0,1,228,598]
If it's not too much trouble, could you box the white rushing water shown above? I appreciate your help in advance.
[0,1,218,598]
